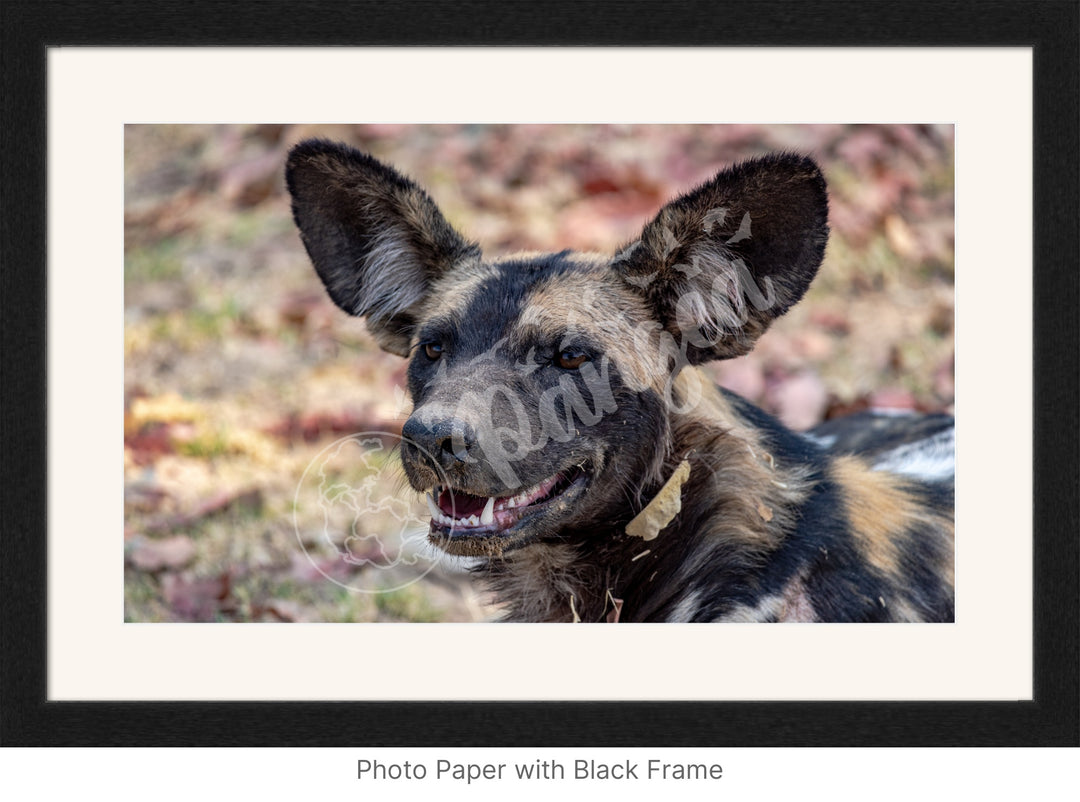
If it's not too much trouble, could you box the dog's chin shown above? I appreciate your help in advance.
[424,465,591,557]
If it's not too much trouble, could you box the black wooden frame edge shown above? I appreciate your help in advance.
[1,0,1077,747]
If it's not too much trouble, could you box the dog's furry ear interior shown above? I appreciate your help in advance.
[286,140,479,356]
[614,153,829,363]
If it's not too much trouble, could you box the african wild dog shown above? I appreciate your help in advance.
[286,139,955,623]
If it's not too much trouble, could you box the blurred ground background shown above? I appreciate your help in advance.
[124,124,954,623]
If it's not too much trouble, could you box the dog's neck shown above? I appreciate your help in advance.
[476,369,811,622]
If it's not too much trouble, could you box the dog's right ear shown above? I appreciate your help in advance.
[613,153,828,363]
[286,140,479,356]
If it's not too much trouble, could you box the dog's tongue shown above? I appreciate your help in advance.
[438,488,487,517]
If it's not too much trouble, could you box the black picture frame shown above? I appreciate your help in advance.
[2,0,1076,747]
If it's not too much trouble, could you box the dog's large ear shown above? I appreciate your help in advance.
[286,140,479,356]
[614,153,828,363]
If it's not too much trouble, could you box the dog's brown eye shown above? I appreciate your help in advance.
[556,349,589,370]
[424,342,444,361]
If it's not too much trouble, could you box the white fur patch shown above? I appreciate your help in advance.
[666,589,703,623]
[873,427,955,482]
[358,229,425,319]
[717,574,818,622]
[801,432,837,449]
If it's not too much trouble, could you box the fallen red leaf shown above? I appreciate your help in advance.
[128,534,197,572]
[161,572,232,621]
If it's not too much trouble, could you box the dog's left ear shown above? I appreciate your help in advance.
[286,140,479,356]
[614,153,828,363]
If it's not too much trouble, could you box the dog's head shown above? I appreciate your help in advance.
[286,140,828,556]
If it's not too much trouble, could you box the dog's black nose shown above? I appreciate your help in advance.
[402,416,478,469]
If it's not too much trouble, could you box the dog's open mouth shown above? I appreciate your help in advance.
[425,465,588,544]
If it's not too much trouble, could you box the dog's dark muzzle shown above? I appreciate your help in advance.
[401,415,480,473]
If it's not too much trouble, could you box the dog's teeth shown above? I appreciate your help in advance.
[480,496,495,526]
[425,492,440,519]
[466,514,479,526]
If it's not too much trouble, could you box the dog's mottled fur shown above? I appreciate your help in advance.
[287,139,955,623]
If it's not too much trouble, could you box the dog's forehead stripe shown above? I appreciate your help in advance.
[416,254,655,387]
[519,272,658,387]
[420,253,663,392]
[419,260,499,322]
[419,252,609,346]
[522,269,646,332]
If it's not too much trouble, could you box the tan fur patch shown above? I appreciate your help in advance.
[672,368,765,449]
[667,371,811,573]
[880,596,923,623]
[520,270,659,390]
[416,260,496,323]
[831,456,914,578]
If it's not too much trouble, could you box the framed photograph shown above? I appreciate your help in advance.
[124,120,961,627]
[2,0,1076,762]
